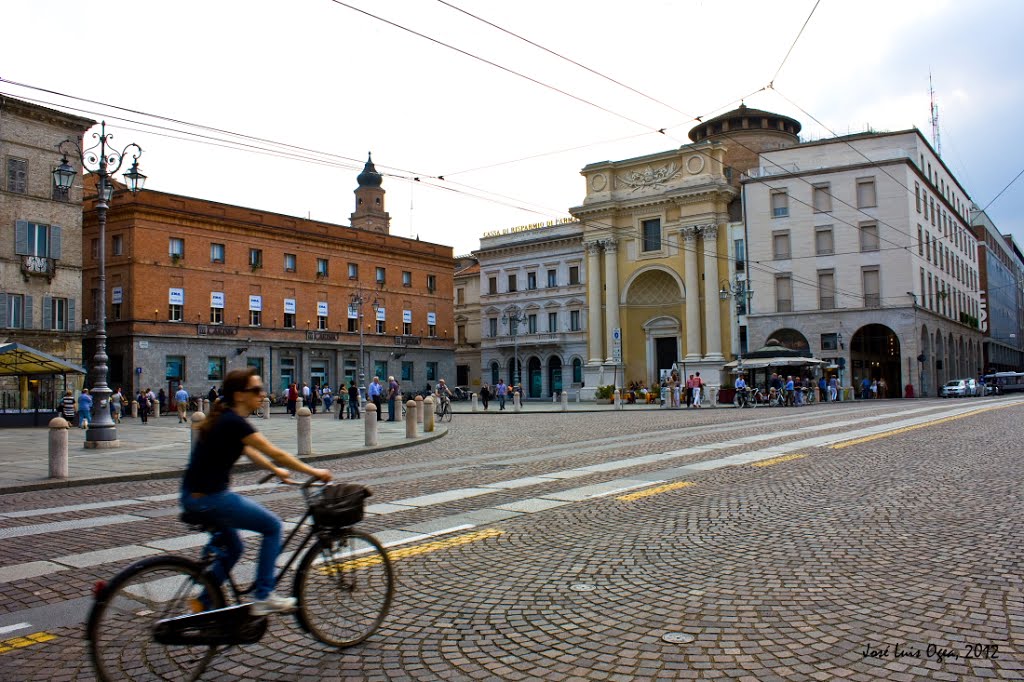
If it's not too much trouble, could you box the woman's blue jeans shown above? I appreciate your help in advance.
[181,489,282,600]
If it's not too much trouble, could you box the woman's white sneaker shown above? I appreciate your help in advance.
[250,592,297,615]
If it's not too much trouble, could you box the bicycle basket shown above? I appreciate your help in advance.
[309,483,372,528]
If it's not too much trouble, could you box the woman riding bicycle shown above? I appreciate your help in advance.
[180,367,332,615]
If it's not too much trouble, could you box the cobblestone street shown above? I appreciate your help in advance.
[0,396,1021,680]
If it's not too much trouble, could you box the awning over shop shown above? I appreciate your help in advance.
[0,343,86,376]
[723,357,829,370]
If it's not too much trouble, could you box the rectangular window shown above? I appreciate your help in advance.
[547,269,557,288]
[915,182,921,212]
[6,158,27,193]
[507,274,517,292]
[863,267,880,308]
[169,304,183,322]
[113,302,122,321]
[210,243,224,263]
[930,197,936,225]
[488,276,497,294]
[456,288,465,304]
[375,266,385,284]
[775,275,792,313]
[570,310,581,331]
[428,322,437,337]
[207,357,226,381]
[812,184,832,212]
[374,360,388,380]
[568,266,580,285]
[821,333,839,351]
[917,226,924,255]
[527,314,537,334]
[402,271,412,287]
[317,258,329,277]
[734,238,745,271]
[376,319,385,334]
[284,253,297,272]
[527,272,537,290]
[860,223,880,252]
[169,237,184,258]
[4,294,24,328]
[284,312,295,328]
[815,227,834,255]
[489,317,498,337]
[317,315,328,330]
[641,218,662,251]
[401,361,413,381]
[770,190,789,218]
[772,231,791,259]
[247,357,264,380]
[112,234,123,256]
[210,307,223,324]
[456,324,465,344]
[403,321,412,335]
[856,178,877,208]
[427,274,436,292]
[426,362,438,382]
[348,262,359,280]
[249,248,263,268]
[818,271,835,310]
[548,311,558,332]
[249,309,261,326]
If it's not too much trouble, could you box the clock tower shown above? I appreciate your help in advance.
[350,153,391,235]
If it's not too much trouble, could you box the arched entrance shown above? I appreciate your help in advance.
[527,356,542,398]
[548,356,563,396]
[850,324,902,397]
[625,268,685,381]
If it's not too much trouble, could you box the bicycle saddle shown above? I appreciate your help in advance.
[179,510,220,532]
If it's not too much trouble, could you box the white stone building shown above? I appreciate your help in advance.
[742,129,984,397]
[476,220,587,398]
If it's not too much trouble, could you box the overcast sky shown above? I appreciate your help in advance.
[4,0,1022,257]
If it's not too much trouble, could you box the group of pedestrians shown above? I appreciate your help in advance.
[659,372,705,408]
[477,378,511,410]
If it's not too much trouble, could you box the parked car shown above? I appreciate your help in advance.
[941,379,967,398]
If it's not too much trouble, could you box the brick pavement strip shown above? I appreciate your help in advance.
[0,398,1021,680]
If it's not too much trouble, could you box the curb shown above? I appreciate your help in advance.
[0,427,448,496]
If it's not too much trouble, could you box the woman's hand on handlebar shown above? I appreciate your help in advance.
[310,467,332,483]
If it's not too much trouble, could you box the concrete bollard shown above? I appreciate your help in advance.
[513,392,521,412]
[190,411,205,450]
[561,390,568,412]
[364,403,378,446]
[472,393,478,413]
[576,390,581,403]
[415,395,424,424]
[707,387,718,408]
[131,400,139,418]
[613,389,621,410]
[424,396,435,432]
[405,400,417,438]
[202,398,210,414]
[262,397,271,419]
[297,407,312,455]
[152,399,160,420]
[48,417,70,479]
[552,393,558,403]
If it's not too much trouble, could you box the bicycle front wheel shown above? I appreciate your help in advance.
[294,529,394,648]
[87,555,225,682]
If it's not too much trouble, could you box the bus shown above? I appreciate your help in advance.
[981,371,1024,395]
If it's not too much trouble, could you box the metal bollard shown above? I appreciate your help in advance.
[190,411,205,450]
[262,397,271,420]
[561,390,568,412]
[513,392,521,412]
[297,407,312,455]
[472,393,478,413]
[424,396,435,432]
[131,400,139,418]
[364,403,378,446]
[415,395,424,424]
[405,400,417,438]
[48,417,70,479]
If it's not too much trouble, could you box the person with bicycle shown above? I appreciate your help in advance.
[435,378,453,412]
[734,374,749,407]
[180,367,332,615]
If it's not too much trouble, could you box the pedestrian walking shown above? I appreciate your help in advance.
[335,384,346,419]
[693,372,704,408]
[175,383,190,423]
[157,388,167,416]
[61,390,76,422]
[208,385,219,405]
[138,390,150,424]
[496,379,507,410]
[480,384,490,410]
[348,382,361,419]
[308,385,319,415]
[287,383,298,417]
[110,387,123,424]
[78,388,93,429]
[387,376,400,421]
[322,385,333,413]
[368,377,384,420]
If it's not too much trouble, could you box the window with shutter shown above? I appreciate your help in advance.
[50,226,62,260]
[0,294,7,328]
[42,296,52,330]
[23,296,32,329]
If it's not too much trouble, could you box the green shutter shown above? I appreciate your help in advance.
[0,294,7,328]
[67,298,75,331]
[23,296,32,329]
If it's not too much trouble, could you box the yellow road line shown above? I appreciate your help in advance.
[617,481,694,501]
[0,631,56,656]
[751,453,807,468]
[830,403,1016,449]
[320,528,503,574]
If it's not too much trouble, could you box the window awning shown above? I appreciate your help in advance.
[0,343,86,376]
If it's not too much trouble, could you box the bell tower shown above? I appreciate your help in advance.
[350,152,390,234]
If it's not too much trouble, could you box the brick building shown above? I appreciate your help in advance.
[1,96,94,408]
[82,155,454,401]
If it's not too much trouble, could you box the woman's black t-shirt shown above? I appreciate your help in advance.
[182,409,256,494]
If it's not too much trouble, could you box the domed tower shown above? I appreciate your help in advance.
[350,153,391,234]
[688,103,802,183]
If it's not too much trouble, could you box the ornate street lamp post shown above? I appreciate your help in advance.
[53,122,146,448]
[719,277,753,378]
[502,305,526,389]
[350,288,381,402]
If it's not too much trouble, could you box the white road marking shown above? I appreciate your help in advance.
[0,622,31,635]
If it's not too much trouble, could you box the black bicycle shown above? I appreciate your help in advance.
[86,477,394,681]
[435,395,453,422]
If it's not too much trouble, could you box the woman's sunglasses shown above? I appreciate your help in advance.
[240,386,265,395]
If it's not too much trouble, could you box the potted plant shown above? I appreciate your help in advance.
[594,385,615,404]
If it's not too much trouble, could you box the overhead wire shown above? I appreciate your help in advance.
[768,0,822,87]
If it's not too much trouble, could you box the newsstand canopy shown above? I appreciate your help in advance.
[0,342,86,376]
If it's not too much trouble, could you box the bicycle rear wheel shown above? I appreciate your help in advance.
[293,529,394,648]
[442,403,452,422]
[87,555,225,682]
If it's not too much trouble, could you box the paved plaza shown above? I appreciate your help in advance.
[0,395,1021,680]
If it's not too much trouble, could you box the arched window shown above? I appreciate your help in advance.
[572,358,583,383]
[490,361,500,385]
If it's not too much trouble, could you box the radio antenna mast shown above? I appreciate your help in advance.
[929,71,941,156]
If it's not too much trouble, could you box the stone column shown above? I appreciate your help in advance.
[702,224,725,361]
[586,241,604,363]
[683,226,702,361]
[603,238,620,363]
